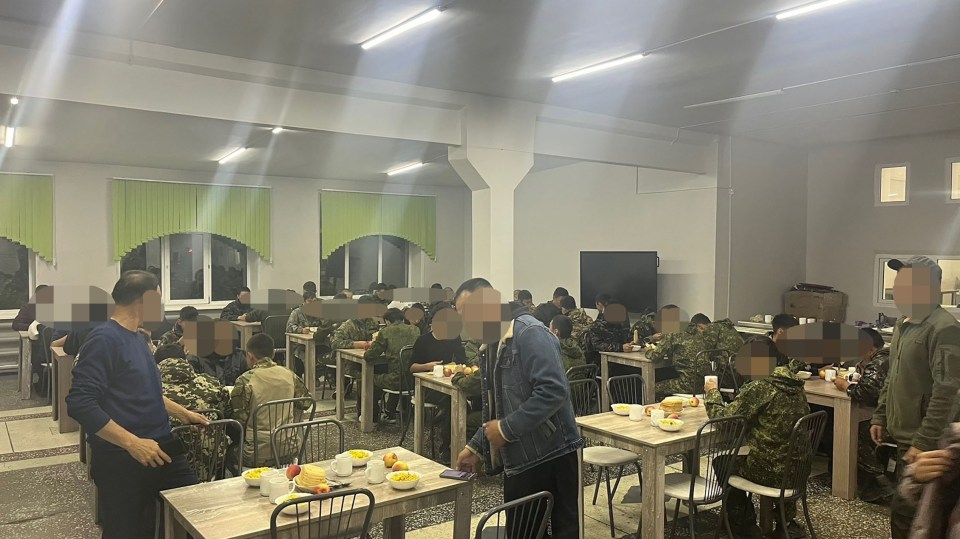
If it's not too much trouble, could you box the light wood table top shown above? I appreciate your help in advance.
[230,321,262,328]
[599,349,671,406]
[162,447,472,539]
[803,377,852,400]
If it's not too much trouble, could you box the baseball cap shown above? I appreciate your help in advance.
[887,256,942,282]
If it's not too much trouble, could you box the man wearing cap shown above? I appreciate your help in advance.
[870,256,960,539]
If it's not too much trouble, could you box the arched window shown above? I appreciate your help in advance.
[320,235,409,295]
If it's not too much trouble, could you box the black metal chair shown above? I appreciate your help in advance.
[606,373,645,406]
[172,419,244,482]
[662,415,747,539]
[270,488,376,539]
[474,491,554,539]
[727,410,828,539]
[565,363,599,382]
[191,408,225,420]
[261,315,288,366]
[250,397,316,467]
[568,378,600,417]
[271,418,344,468]
[382,345,415,442]
[696,349,739,399]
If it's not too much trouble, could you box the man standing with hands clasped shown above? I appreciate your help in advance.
[869,256,960,539]
[454,278,582,539]
[68,271,210,539]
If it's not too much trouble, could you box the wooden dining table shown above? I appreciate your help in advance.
[50,346,79,433]
[231,320,261,350]
[577,406,713,539]
[334,348,387,433]
[161,447,473,539]
[17,330,32,399]
[803,377,874,500]
[285,332,318,398]
[599,350,672,407]
[413,372,468,459]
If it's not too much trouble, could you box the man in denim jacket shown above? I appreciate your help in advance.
[454,278,582,539]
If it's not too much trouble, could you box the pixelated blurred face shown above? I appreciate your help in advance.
[894,268,939,319]
[140,288,165,326]
[776,322,873,365]
[655,307,682,334]
[404,306,425,326]
[604,303,628,325]
[238,290,251,305]
[34,286,114,331]
[458,288,509,344]
[735,340,777,379]
[182,319,234,357]
[432,308,463,340]
[358,303,385,320]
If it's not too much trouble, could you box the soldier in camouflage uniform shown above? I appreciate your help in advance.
[286,292,332,376]
[650,320,705,400]
[330,312,380,379]
[834,328,893,502]
[559,296,594,343]
[368,309,421,417]
[451,366,483,436]
[705,365,810,538]
[158,352,230,480]
[463,339,482,363]
[549,314,587,377]
[582,306,631,365]
[629,310,657,343]
[159,306,199,348]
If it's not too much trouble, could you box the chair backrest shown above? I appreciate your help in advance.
[191,408,225,421]
[270,488,376,539]
[779,410,829,499]
[689,415,747,504]
[262,315,288,350]
[701,348,740,397]
[397,345,415,393]
[172,419,243,482]
[568,378,600,417]
[271,418,345,468]
[40,326,55,365]
[565,364,599,382]
[252,397,317,466]
[474,491,554,539]
[607,374,644,405]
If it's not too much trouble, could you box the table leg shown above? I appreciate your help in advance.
[413,378,424,455]
[51,351,59,420]
[335,352,345,422]
[452,481,474,539]
[57,356,78,433]
[20,337,32,399]
[163,504,187,539]
[285,335,293,370]
[360,360,375,433]
[641,363,655,405]
[305,342,316,399]
[451,389,467,459]
[383,514,405,539]
[600,355,610,411]
[833,398,856,500]
[639,446,666,539]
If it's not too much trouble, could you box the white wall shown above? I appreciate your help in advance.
[514,161,718,317]
[1,159,470,301]
[715,137,809,321]
[806,131,960,322]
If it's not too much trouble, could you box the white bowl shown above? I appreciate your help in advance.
[347,449,372,467]
[241,467,271,488]
[797,371,812,380]
[275,493,311,515]
[657,418,684,432]
[386,471,421,490]
[610,403,631,416]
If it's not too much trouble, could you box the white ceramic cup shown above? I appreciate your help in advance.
[329,453,353,477]
[365,460,386,484]
[650,409,665,427]
[268,476,295,503]
[432,365,444,377]
[764,314,773,324]
[807,318,816,323]
[799,317,807,324]
[260,469,279,497]
[824,369,837,382]
[704,375,718,387]
[628,404,644,422]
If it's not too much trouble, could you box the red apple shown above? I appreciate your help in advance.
[383,452,399,468]
[668,413,681,420]
[313,484,331,494]
[286,463,301,479]
[688,397,700,407]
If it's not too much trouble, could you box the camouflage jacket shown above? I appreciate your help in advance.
[158,325,183,347]
[583,319,629,363]
[159,358,229,424]
[629,311,656,342]
[559,337,586,375]
[452,369,481,398]
[650,326,707,398]
[228,357,310,430]
[705,366,810,487]
[699,319,744,356]
[367,323,421,391]
[847,347,889,406]
[219,300,252,321]
[285,306,322,334]
[330,318,379,350]
[565,308,594,342]
[463,340,482,364]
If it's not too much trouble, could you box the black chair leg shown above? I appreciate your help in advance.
[688,504,697,539]
[636,461,643,494]
[592,467,603,505]
[801,495,817,539]
[604,467,616,537]
[777,501,790,539]
[610,464,624,498]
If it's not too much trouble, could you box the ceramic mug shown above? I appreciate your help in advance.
[764,314,773,324]
[260,469,279,497]
[329,453,353,477]
[432,365,444,377]
[650,409,665,427]
[628,404,644,422]
[268,476,295,503]
[824,369,837,382]
[704,375,718,387]
[365,460,386,484]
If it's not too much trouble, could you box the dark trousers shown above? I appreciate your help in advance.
[891,445,918,539]
[92,445,198,539]
[503,451,580,539]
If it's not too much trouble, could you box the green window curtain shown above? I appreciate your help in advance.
[320,191,436,260]
[112,179,271,261]
[0,174,54,261]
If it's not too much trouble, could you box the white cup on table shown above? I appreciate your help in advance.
[365,460,386,484]
[432,365,444,377]
[268,476,295,503]
[649,408,665,427]
[764,314,773,324]
[704,375,718,387]
[260,469,279,497]
[329,453,353,477]
[628,404,644,422]
[824,369,837,382]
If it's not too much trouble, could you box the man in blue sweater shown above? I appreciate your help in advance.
[67,270,209,539]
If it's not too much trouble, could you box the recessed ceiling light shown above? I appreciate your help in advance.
[3,127,14,148]
[361,8,442,50]
[387,162,423,176]
[552,53,645,83]
[776,0,854,20]
[271,127,283,134]
[9,97,19,105]
[217,147,246,164]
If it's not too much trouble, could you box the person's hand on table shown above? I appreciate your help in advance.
[904,446,922,464]
[911,449,955,482]
[484,420,508,451]
[651,333,663,342]
[704,380,718,392]
[833,377,850,391]
[302,328,311,334]
[870,425,886,446]
[238,314,247,321]
[125,437,171,468]
[352,341,370,349]
[621,344,633,352]
[456,448,480,473]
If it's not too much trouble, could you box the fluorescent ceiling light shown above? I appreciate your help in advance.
[9,97,18,105]
[776,0,854,20]
[552,53,645,83]
[387,162,423,176]
[684,89,784,109]
[361,8,441,50]
[271,127,283,134]
[217,147,246,164]
[3,127,14,148]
